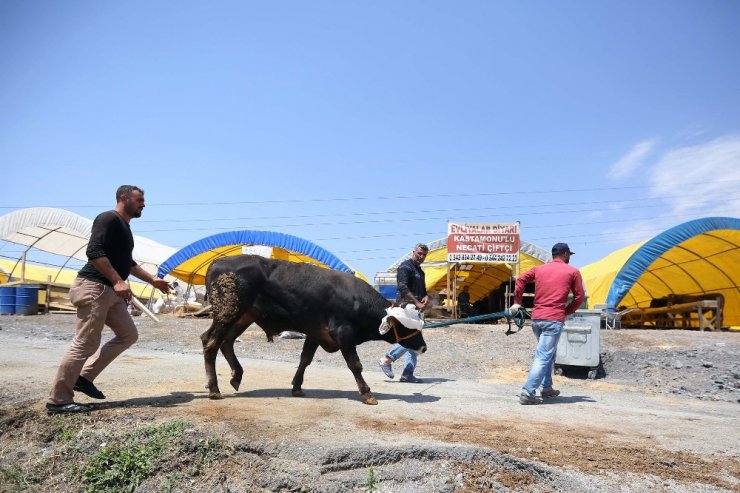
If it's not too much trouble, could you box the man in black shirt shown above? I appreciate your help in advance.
[47,185,171,414]
[378,243,429,383]
[457,285,478,317]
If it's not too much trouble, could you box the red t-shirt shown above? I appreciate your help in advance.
[514,259,585,322]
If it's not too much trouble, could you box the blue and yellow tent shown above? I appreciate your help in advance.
[581,217,739,328]
[157,230,367,285]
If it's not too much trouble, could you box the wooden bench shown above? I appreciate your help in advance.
[621,298,723,331]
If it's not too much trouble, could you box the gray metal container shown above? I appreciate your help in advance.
[555,309,601,378]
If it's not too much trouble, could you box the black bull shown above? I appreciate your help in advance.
[201,255,427,405]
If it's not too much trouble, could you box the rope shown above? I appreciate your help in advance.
[424,308,529,335]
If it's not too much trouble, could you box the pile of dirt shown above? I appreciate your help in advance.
[600,330,740,403]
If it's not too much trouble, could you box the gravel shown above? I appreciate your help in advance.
[0,314,738,492]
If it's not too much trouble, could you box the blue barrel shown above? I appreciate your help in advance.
[378,285,398,301]
[0,286,16,315]
[15,285,39,315]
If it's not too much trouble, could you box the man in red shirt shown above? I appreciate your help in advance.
[510,243,585,405]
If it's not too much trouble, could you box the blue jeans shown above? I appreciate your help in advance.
[386,343,417,377]
[522,320,563,397]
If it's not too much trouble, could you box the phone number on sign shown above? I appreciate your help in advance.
[447,253,519,263]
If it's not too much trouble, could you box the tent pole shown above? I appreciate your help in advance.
[446,263,451,317]
[45,275,51,314]
[452,263,458,319]
[56,244,86,283]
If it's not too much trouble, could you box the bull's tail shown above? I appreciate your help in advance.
[208,271,241,325]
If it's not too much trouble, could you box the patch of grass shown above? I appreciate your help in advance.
[83,445,151,492]
[38,413,91,445]
[180,434,227,476]
[158,472,187,493]
[1,416,230,493]
[51,416,80,443]
[363,466,379,493]
[0,464,41,492]
[81,420,187,493]
[0,465,22,492]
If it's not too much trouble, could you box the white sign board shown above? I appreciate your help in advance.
[447,222,520,263]
[242,245,273,258]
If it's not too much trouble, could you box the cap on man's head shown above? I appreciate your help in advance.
[552,243,574,256]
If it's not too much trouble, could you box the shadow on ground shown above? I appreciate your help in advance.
[87,391,199,411]
[233,387,441,404]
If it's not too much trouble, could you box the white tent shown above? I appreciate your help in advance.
[0,207,176,282]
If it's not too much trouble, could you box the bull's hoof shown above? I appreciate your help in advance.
[208,391,224,400]
[292,389,305,397]
[230,378,241,391]
[361,393,378,405]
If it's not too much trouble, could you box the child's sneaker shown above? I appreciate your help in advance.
[378,359,394,379]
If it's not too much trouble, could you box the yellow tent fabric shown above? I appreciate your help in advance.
[0,258,80,286]
[581,217,739,329]
[0,259,154,298]
[581,241,648,310]
[163,244,368,285]
[387,238,550,303]
[423,254,547,302]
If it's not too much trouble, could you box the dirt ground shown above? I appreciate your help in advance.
[0,314,738,492]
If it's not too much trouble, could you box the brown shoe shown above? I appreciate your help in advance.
[399,374,423,383]
[541,388,561,398]
[519,393,541,405]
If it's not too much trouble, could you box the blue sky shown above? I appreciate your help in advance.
[2,1,739,280]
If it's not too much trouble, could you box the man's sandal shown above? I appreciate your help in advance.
[46,402,91,414]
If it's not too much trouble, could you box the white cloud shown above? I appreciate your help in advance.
[648,135,740,217]
[583,210,604,220]
[607,139,657,180]
[595,135,740,258]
